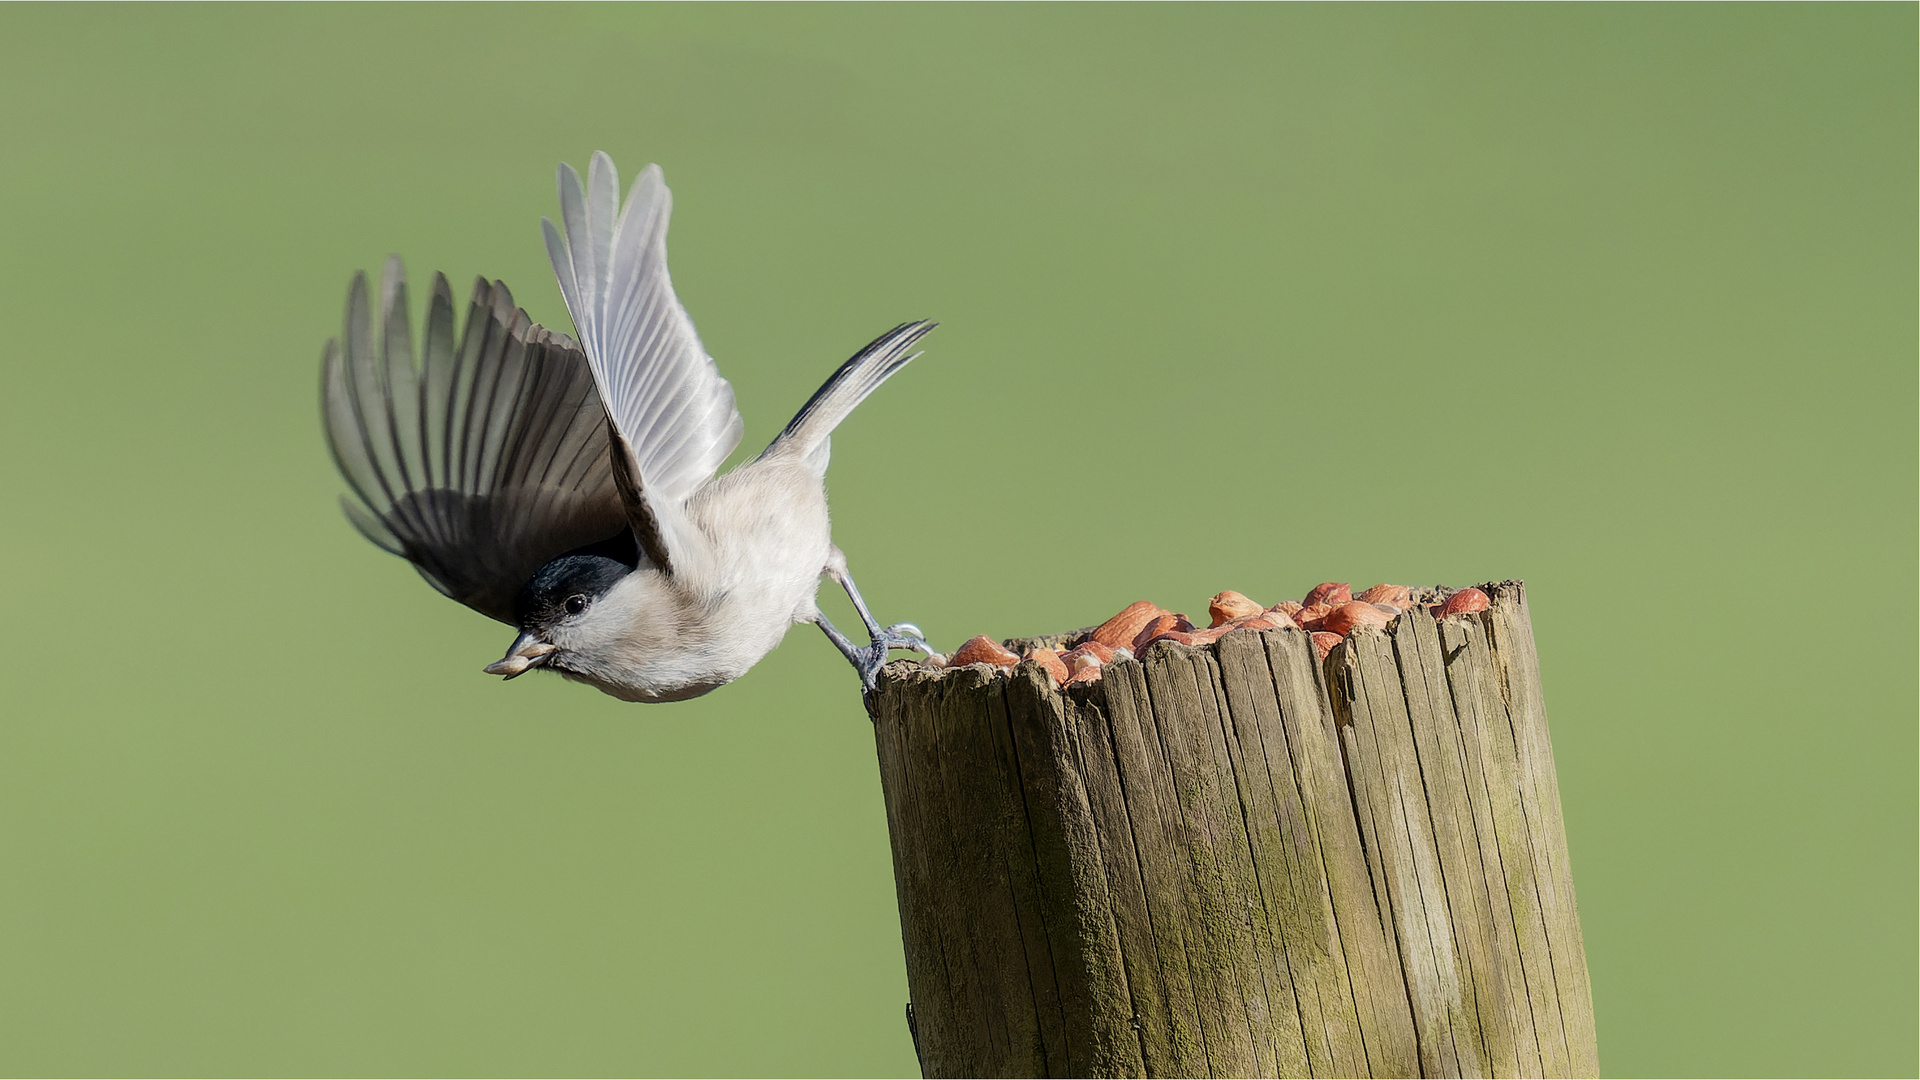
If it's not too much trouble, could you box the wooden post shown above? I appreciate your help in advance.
[868,581,1596,1079]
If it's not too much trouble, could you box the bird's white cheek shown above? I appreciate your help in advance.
[549,605,620,655]
[548,589,673,661]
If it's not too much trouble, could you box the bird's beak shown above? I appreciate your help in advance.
[484,632,556,679]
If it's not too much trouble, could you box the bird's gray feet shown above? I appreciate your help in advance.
[815,614,935,693]
[819,550,940,694]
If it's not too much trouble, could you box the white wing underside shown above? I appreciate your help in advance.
[543,154,745,529]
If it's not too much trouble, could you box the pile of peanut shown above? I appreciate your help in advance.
[931,583,1491,689]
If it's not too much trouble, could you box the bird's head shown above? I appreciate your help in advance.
[485,532,638,681]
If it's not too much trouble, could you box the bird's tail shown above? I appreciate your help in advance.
[766,321,934,471]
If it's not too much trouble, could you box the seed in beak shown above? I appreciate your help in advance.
[484,632,556,678]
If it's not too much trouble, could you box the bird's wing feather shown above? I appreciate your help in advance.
[322,257,627,624]
[543,153,743,577]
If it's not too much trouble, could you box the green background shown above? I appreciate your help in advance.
[1,4,1912,1076]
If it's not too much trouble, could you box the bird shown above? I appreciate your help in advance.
[320,151,938,702]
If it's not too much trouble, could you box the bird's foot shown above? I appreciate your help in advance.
[816,612,940,698]
[853,624,939,692]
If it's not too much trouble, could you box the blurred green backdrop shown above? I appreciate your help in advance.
[1,4,1912,1077]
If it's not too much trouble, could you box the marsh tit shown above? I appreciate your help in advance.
[321,152,936,701]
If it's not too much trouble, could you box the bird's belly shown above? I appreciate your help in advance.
[559,665,729,704]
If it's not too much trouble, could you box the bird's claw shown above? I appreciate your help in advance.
[881,623,935,655]
[854,625,938,692]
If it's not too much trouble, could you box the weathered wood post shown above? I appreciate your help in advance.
[868,581,1596,1079]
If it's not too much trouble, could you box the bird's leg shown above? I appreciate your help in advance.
[820,546,938,691]
[814,611,870,669]
[829,554,937,656]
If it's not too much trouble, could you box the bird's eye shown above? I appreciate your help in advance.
[564,594,589,616]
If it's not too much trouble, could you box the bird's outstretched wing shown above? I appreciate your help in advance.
[543,152,745,576]
[322,257,627,625]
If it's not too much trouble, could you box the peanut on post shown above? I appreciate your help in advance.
[1207,590,1264,627]
[950,635,1020,668]
[1061,644,1108,676]
[1063,663,1104,687]
[1130,613,1194,652]
[1295,604,1334,631]
[1356,583,1411,609]
[1434,587,1490,618]
[1323,601,1393,636]
[1233,611,1293,631]
[1086,601,1166,651]
[1303,581,1352,607]
[1024,647,1071,685]
[1311,631,1343,661]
